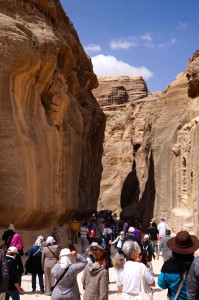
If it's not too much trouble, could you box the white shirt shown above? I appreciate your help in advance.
[157,221,168,237]
[117,261,154,294]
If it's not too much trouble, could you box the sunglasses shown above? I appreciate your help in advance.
[91,248,98,251]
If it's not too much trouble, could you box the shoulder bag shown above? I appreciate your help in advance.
[139,265,153,300]
[173,271,186,300]
[51,264,70,292]
[47,246,58,260]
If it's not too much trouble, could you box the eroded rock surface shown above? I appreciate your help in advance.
[0,0,105,227]
[93,56,199,234]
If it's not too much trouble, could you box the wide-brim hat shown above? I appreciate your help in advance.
[167,231,199,254]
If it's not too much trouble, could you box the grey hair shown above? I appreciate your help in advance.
[122,241,141,258]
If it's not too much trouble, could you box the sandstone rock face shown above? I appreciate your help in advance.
[93,57,199,234]
[0,0,105,228]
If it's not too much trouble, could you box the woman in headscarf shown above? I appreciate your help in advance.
[42,236,60,296]
[26,235,45,293]
[10,233,24,286]
[158,230,199,300]
[82,249,109,300]
[111,231,125,254]
[51,248,87,300]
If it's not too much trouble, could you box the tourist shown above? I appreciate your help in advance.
[26,235,44,293]
[0,248,8,300]
[157,218,168,241]
[2,225,16,251]
[6,246,24,299]
[51,248,87,300]
[82,249,108,300]
[79,222,89,254]
[157,229,172,262]
[142,234,155,274]
[51,227,61,248]
[147,222,159,254]
[101,228,112,269]
[69,219,80,244]
[111,231,125,254]
[187,256,199,299]
[117,240,155,298]
[9,234,24,286]
[86,242,100,266]
[42,236,60,296]
[112,252,125,293]
[158,231,199,299]
[122,227,142,248]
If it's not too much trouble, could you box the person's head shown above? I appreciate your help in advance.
[165,229,171,236]
[112,253,125,270]
[152,222,157,228]
[161,218,165,222]
[143,234,149,241]
[90,242,99,256]
[120,231,125,238]
[103,228,108,235]
[122,240,141,260]
[8,224,15,231]
[46,236,55,245]
[10,233,23,251]
[59,248,72,268]
[82,221,87,227]
[128,227,135,235]
[34,235,44,249]
[167,231,199,255]
[7,246,18,258]
[94,249,107,267]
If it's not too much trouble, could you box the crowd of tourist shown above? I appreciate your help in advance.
[0,214,199,299]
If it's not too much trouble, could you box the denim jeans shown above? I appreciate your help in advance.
[32,273,44,291]
[5,290,19,300]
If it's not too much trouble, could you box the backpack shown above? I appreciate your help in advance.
[142,244,150,258]
[101,237,107,250]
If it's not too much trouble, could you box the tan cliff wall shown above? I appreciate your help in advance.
[0,0,105,227]
[93,52,199,234]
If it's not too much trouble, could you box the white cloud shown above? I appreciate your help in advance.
[91,54,153,80]
[140,33,152,42]
[177,21,188,29]
[84,43,101,54]
[110,39,136,49]
[158,38,176,49]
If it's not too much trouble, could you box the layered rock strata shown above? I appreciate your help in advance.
[0,0,105,227]
[93,55,199,234]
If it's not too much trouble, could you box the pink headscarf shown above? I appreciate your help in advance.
[10,233,23,251]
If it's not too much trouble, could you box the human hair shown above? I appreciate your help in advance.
[94,249,107,263]
[122,241,141,258]
[112,253,125,270]
[172,252,194,272]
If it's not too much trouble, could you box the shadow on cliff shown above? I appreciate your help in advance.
[120,152,156,230]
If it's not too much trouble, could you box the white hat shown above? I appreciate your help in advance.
[47,236,55,244]
[144,234,149,240]
[128,227,135,233]
[7,246,19,254]
[60,248,71,257]
[60,248,72,269]
[90,242,99,248]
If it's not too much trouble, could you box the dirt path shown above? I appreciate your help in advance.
[19,238,167,299]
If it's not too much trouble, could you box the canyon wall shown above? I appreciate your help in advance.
[0,0,105,227]
[93,51,199,234]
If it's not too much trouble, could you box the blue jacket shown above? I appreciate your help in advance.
[158,258,187,300]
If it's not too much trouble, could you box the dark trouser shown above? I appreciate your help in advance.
[32,273,44,291]
[5,290,20,300]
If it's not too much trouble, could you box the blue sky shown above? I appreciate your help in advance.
[61,0,199,92]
